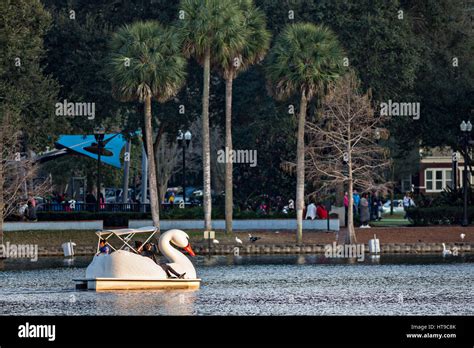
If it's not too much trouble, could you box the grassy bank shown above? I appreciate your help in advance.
[3,229,336,249]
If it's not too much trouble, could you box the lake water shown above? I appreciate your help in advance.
[0,254,472,315]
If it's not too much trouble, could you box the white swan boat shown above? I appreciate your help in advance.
[74,227,201,291]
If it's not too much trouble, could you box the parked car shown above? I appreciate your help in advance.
[135,189,150,204]
[173,195,201,206]
[382,199,404,213]
[105,188,118,204]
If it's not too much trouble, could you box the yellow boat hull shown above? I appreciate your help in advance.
[74,278,201,291]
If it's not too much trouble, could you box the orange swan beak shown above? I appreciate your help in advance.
[183,244,195,257]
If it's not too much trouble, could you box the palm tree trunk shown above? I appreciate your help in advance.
[144,96,160,229]
[153,126,166,205]
[225,76,233,234]
[296,91,307,244]
[202,47,212,232]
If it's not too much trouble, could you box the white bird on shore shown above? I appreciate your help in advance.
[442,243,452,256]
[212,239,219,244]
[460,233,466,241]
[235,237,243,245]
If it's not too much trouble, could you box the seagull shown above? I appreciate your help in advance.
[235,237,243,245]
[460,233,466,241]
[442,243,452,256]
[248,234,261,243]
[212,239,219,244]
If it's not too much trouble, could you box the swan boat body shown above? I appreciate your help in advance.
[74,227,200,291]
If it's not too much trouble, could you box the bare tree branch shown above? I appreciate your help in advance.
[304,72,391,243]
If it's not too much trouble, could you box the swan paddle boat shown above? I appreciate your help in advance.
[74,227,200,291]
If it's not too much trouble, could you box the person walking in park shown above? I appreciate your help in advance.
[316,202,328,219]
[169,192,175,206]
[305,201,317,220]
[376,195,383,221]
[370,192,379,221]
[359,193,370,228]
[26,195,37,221]
[343,192,349,227]
[99,192,105,210]
[353,190,360,217]
[403,192,415,219]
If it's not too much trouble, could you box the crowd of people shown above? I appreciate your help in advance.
[343,190,416,228]
[344,190,384,228]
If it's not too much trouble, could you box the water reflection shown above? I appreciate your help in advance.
[63,258,75,267]
[92,290,197,316]
[296,255,306,265]
[369,255,381,264]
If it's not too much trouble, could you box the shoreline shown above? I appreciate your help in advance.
[2,242,471,257]
[2,225,472,257]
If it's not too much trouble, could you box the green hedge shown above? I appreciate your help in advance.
[406,206,474,226]
[34,207,298,227]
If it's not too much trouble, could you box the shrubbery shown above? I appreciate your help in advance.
[414,187,473,208]
[406,206,474,226]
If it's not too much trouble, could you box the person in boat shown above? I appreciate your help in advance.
[140,242,186,279]
[135,241,143,253]
[161,263,186,279]
[141,242,158,263]
[99,239,111,254]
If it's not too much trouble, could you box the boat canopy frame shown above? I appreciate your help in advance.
[95,226,158,254]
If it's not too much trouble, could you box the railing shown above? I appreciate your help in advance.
[37,202,199,213]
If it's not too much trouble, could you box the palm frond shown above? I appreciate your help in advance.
[108,20,187,104]
[265,22,345,101]
[178,0,247,68]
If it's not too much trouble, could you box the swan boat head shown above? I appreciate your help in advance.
[168,229,195,256]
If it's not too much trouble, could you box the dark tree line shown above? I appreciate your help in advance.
[2,0,472,209]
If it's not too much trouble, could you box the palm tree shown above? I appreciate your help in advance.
[215,0,271,234]
[108,21,186,229]
[178,0,246,232]
[265,23,344,244]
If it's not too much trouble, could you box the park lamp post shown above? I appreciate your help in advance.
[177,130,192,207]
[94,126,106,212]
[460,120,472,226]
